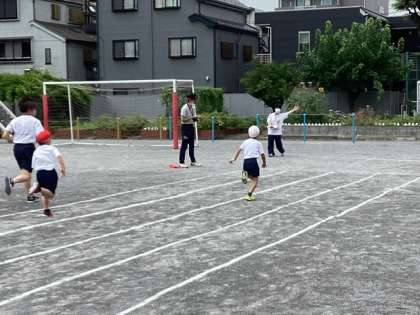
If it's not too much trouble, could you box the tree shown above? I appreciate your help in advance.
[299,19,407,111]
[393,0,420,29]
[241,62,301,111]
[0,70,91,120]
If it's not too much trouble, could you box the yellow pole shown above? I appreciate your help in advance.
[116,117,121,139]
[76,117,80,140]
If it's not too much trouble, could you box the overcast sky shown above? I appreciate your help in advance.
[240,0,399,12]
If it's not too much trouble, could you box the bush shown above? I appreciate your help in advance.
[285,88,329,123]
[198,112,255,130]
[161,87,224,114]
[78,115,148,133]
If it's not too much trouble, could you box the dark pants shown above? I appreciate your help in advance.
[14,143,36,172]
[268,135,285,155]
[179,124,196,164]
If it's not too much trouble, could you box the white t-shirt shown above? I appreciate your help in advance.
[32,145,61,171]
[240,138,265,159]
[5,115,44,144]
[267,112,288,136]
[180,103,196,125]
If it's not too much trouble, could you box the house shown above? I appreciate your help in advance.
[96,0,259,93]
[0,0,97,80]
[256,1,389,63]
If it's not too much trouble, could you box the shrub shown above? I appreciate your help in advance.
[285,88,329,123]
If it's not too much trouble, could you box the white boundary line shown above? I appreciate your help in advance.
[0,174,377,308]
[0,173,332,267]
[0,171,288,237]
[366,158,420,164]
[117,176,420,314]
[0,170,241,219]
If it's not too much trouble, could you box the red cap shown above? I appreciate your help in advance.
[36,130,51,144]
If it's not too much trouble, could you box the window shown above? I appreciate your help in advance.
[295,0,311,7]
[0,0,18,19]
[298,31,310,53]
[0,39,31,62]
[320,0,332,6]
[68,6,84,25]
[113,40,139,60]
[221,42,237,60]
[45,48,51,65]
[169,37,196,58]
[112,0,138,11]
[155,0,180,9]
[51,3,61,20]
[243,45,253,63]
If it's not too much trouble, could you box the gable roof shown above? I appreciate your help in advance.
[33,21,96,43]
[189,14,258,35]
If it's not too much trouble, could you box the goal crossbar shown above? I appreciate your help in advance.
[42,79,195,149]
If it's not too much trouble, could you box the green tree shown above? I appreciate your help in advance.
[0,70,91,119]
[393,0,420,29]
[299,19,406,111]
[241,62,301,111]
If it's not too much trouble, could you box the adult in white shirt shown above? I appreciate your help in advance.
[179,93,201,168]
[267,105,299,157]
[2,97,44,202]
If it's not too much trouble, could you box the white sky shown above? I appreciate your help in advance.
[240,0,399,12]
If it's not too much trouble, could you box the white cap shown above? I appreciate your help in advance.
[248,125,260,138]
[275,108,281,114]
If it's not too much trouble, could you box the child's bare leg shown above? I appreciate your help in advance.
[248,176,259,194]
[12,170,31,195]
[40,188,54,210]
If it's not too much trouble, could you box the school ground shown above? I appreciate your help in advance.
[0,140,419,314]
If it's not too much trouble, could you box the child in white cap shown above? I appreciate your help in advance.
[230,125,266,201]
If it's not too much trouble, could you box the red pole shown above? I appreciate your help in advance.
[172,91,179,149]
[42,94,49,129]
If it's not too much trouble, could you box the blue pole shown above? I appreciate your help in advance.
[256,113,260,127]
[211,116,215,143]
[352,112,356,144]
[168,115,172,140]
[303,112,307,143]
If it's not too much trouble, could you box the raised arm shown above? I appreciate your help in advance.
[287,105,300,115]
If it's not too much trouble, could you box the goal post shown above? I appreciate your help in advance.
[0,100,16,132]
[42,79,195,149]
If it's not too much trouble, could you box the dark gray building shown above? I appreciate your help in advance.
[97,0,259,92]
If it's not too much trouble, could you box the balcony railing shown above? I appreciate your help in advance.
[257,54,272,64]
[277,3,340,10]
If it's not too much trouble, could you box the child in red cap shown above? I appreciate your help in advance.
[30,130,66,217]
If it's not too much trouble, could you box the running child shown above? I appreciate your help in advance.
[230,125,266,201]
[2,97,44,202]
[30,130,66,217]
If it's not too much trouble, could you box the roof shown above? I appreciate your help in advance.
[51,0,84,5]
[199,0,253,13]
[33,21,96,43]
[388,15,417,30]
[189,14,259,35]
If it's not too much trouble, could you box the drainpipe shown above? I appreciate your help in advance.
[151,1,155,79]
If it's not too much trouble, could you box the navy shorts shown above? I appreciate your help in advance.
[243,158,260,178]
[14,144,36,173]
[37,170,58,194]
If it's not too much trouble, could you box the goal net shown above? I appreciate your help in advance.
[0,100,16,132]
[42,79,196,148]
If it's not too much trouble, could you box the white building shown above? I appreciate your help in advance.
[0,0,96,80]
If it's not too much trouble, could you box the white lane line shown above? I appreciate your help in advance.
[0,173,375,307]
[117,176,420,314]
[366,158,420,164]
[0,173,332,267]
[0,170,241,219]
[0,171,288,237]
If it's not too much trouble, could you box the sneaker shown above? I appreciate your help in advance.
[43,209,53,217]
[179,163,189,168]
[245,194,256,201]
[269,154,275,158]
[4,177,13,195]
[281,153,285,157]
[26,195,40,203]
[241,171,248,184]
[190,162,202,167]
[29,183,41,195]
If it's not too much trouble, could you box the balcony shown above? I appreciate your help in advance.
[277,0,340,11]
[257,54,272,64]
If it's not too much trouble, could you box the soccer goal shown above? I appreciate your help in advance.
[42,79,196,149]
[417,80,420,114]
[0,100,16,132]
